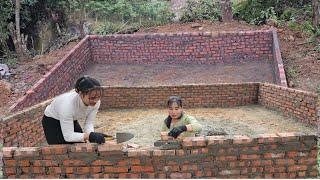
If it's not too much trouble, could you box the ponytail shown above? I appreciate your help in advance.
[75,76,102,94]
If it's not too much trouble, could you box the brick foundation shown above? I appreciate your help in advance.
[1,83,318,178]
[1,133,317,178]
[9,30,287,112]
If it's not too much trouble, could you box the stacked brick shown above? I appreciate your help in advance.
[10,36,92,112]
[9,30,287,112]
[1,100,50,147]
[90,30,274,65]
[1,83,318,148]
[101,83,259,109]
[271,30,287,87]
[2,133,317,178]
[259,83,319,126]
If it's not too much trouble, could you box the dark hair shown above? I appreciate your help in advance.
[75,76,102,94]
[167,96,182,107]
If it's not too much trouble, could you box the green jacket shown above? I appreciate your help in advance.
[161,114,202,137]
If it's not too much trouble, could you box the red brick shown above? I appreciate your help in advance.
[131,165,154,172]
[164,165,180,172]
[41,145,68,155]
[119,173,141,178]
[70,143,97,153]
[191,148,208,155]
[33,160,58,166]
[287,165,308,172]
[21,167,46,174]
[263,152,285,159]
[275,159,295,166]
[91,167,102,173]
[2,147,17,158]
[207,136,226,145]
[181,164,198,171]
[97,142,123,151]
[48,167,62,174]
[104,167,128,173]
[91,159,113,166]
[14,147,40,158]
[215,156,237,161]
[63,159,86,166]
[239,154,260,160]
[170,172,192,179]
[287,151,298,158]
[4,160,16,167]
[233,135,253,144]
[4,167,16,175]
[76,167,90,174]
[128,149,151,157]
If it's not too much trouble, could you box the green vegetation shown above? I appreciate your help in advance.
[286,67,299,79]
[180,0,221,22]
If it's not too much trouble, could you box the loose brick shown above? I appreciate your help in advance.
[97,142,123,151]
[128,149,151,157]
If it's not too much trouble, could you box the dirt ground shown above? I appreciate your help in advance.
[1,21,319,117]
[85,60,275,86]
[91,104,316,147]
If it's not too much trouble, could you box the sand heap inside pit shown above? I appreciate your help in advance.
[87,105,316,147]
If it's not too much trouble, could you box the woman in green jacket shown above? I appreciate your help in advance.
[161,96,202,138]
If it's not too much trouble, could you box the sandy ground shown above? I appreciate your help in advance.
[84,61,275,86]
[87,104,316,147]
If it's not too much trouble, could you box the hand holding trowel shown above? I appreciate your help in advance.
[104,132,134,144]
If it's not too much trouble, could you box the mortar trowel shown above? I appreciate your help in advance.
[104,132,134,143]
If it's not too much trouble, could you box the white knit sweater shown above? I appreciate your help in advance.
[44,90,100,142]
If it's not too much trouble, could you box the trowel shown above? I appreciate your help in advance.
[104,132,134,143]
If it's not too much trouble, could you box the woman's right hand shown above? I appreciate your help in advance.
[89,132,106,144]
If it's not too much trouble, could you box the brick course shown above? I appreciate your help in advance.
[1,83,318,178]
[1,134,317,178]
[9,30,286,112]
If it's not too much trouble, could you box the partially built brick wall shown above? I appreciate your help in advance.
[101,83,259,109]
[9,30,287,112]
[90,30,273,64]
[2,133,317,178]
[1,83,318,147]
[259,83,319,126]
[10,36,92,112]
[1,83,318,178]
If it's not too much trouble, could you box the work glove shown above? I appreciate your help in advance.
[89,132,106,144]
[168,125,187,138]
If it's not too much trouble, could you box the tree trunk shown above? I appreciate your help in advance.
[220,0,233,22]
[13,0,29,60]
[312,0,319,29]
[15,0,22,55]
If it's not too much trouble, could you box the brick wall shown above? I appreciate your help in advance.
[1,83,318,148]
[1,100,50,147]
[9,36,92,112]
[101,83,259,109]
[259,83,319,126]
[271,30,287,87]
[9,30,287,112]
[90,30,274,65]
[2,133,317,178]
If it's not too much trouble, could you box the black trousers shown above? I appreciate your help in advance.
[42,115,83,145]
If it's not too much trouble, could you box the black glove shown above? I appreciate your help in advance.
[168,125,187,138]
[89,132,106,144]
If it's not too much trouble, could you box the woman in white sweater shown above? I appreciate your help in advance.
[42,76,106,144]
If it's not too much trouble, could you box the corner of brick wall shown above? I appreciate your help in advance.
[9,36,93,112]
[258,83,318,126]
[2,132,317,178]
[271,29,287,87]
[2,99,51,147]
